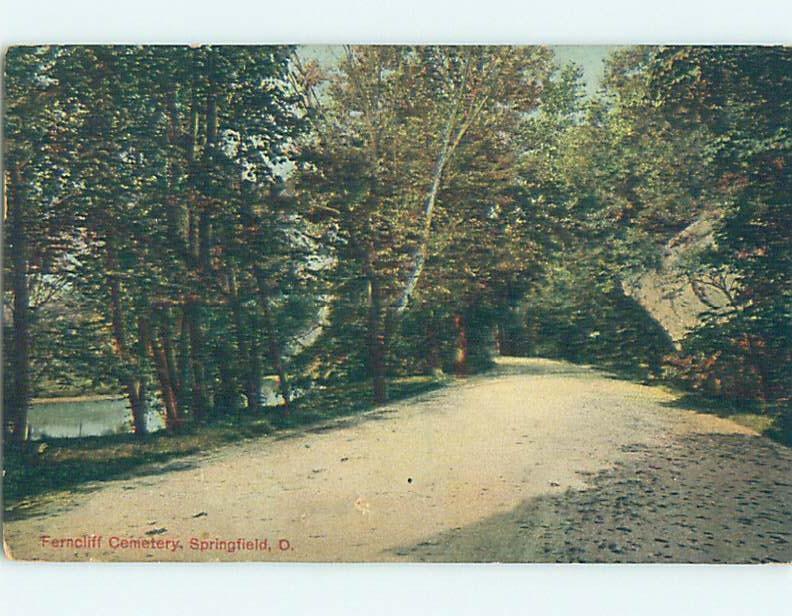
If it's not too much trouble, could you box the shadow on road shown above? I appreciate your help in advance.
[3,457,201,522]
[393,432,792,563]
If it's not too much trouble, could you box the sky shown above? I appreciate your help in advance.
[297,45,621,97]
[552,45,620,95]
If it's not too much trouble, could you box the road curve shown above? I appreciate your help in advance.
[4,357,791,562]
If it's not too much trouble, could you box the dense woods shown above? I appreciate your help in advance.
[3,45,790,447]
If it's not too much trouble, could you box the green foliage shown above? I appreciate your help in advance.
[519,46,791,416]
[4,46,313,435]
[645,47,792,410]
[4,44,789,450]
[295,46,557,388]
[520,258,674,377]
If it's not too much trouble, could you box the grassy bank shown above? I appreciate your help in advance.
[544,355,792,448]
[660,392,791,447]
[3,375,446,519]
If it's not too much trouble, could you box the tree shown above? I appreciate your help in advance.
[295,45,555,400]
[4,47,81,443]
[646,46,792,412]
[5,46,310,438]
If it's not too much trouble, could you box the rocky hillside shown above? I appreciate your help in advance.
[628,213,732,344]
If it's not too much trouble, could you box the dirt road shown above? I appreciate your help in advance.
[4,357,791,562]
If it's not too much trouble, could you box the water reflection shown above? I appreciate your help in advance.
[27,398,165,440]
[26,377,294,440]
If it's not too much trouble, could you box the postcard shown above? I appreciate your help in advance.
[3,45,790,562]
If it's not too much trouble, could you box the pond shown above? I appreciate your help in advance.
[27,398,165,440]
[26,376,293,440]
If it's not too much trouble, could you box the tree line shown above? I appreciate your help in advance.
[4,45,790,444]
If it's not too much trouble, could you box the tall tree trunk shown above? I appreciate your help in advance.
[453,313,468,376]
[107,268,149,436]
[6,164,31,444]
[149,330,181,430]
[394,62,474,315]
[127,378,148,436]
[262,299,291,410]
[185,300,209,421]
[228,286,260,412]
[395,146,449,314]
[160,310,181,405]
[426,318,442,376]
[177,308,192,413]
[198,211,212,272]
[245,311,262,413]
[132,317,151,435]
[497,321,515,356]
[214,340,240,415]
[165,86,192,261]
[747,335,772,407]
[198,87,217,272]
[367,276,387,404]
